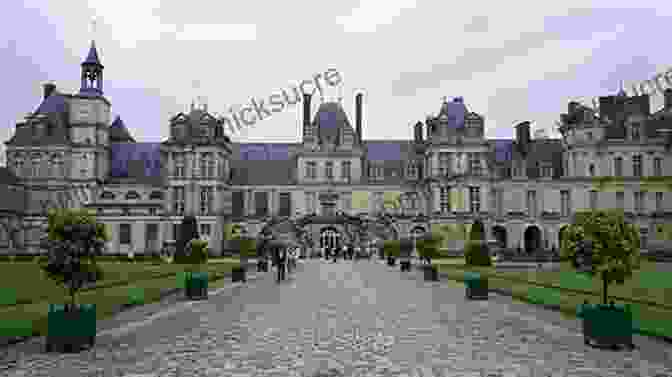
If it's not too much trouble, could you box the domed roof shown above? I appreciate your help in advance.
[109,116,135,142]
[313,102,352,144]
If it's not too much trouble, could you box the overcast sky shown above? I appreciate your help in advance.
[2,0,671,154]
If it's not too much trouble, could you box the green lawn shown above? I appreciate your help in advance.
[436,259,672,339]
[0,260,240,338]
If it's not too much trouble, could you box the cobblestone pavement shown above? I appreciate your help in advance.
[1,258,671,377]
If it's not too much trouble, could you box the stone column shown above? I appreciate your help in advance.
[270,189,277,216]
[246,189,254,216]
[432,184,440,213]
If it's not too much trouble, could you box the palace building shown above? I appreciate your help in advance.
[2,40,672,255]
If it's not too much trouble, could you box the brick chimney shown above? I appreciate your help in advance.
[43,82,56,100]
[515,121,531,155]
[355,93,363,142]
[665,89,672,110]
[303,93,312,139]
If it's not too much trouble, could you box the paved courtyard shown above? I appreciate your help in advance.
[1,258,671,377]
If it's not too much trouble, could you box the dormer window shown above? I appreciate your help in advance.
[101,191,116,200]
[125,191,141,200]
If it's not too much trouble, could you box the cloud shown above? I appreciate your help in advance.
[337,0,417,33]
[175,24,257,42]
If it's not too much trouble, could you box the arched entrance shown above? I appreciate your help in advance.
[320,227,341,250]
[491,225,507,249]
[558,225,569,250]
[524,225,542,254]
[410,226,426,258]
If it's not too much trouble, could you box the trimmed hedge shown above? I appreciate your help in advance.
[465,241,492,266]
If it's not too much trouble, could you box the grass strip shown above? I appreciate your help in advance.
[0,263,238,339]
[438,265,672,340]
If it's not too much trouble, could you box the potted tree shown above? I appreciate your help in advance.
[41,208,109,352]
[184,238,209,300]
[383,240,400,266]
[463,220,490,299]
[561,209,639,350]
[417,233,441,281]
[399,238,413,272]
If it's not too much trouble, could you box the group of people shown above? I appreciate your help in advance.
[320,244,369,262]
[270,247,298,283]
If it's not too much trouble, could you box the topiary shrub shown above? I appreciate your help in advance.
[175,216,199,264]
[187,239,209,264]
[465,219,491,266]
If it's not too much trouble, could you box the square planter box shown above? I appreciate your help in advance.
[232,266,246,282]
[578,303,635,350]
[185,272,208,300]
[387,256,396,266]
[257,260,268,272]
[423,265,439,281]
[46,303,96,352]
[464,272,488,299]
[400,260,411,271]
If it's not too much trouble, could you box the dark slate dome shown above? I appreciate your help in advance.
[314,102,352,144]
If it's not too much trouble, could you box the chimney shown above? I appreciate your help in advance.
[43,82,56,100]
[355,93,363,142]
[665,89,672,109]
[568,101,580,115]
[303,93,311,128]
[515,121,531,155]
[414,121,423,143]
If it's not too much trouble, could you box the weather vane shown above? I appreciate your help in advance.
[91,17,98,40]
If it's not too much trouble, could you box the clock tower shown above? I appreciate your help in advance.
[69,39,111,188]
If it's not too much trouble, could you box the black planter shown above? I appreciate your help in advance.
[423,265,438,281]
[46,303,96,353]
[185,272,208,300]
[257,260,268,272]
[464,272,488,299]
[579,302,635,350]
[400,260,411,271]
[387,256,396,266]
[232,266,246,282]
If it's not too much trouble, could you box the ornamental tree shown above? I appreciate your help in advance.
[560,209,641,305]
[417,232,443,265]
[40,208,109,311]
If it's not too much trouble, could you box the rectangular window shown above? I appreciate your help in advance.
[200,224,211,238]
[306,161,316,179]
[632,124,641,141]
[200,186,214,215]
[174,153,185,177]
[541,165,552,177]
[119,223,131,245]
[255,191,268,216]
[406,161,418,179]
[654,157,663,177]
[207,157,215,178]
[614,157,623,176]
[489,189,497,216]
[470,187,481,213]
[172,223,179,241]
[341,161,351,180]
[526,190,537,216]
[199,154,207,178]
[656,192,663,212]
[633,155,642,177]
[634,192,645,212]
[232,190,244,217]
[173,186,185,215]
[616,192,624,209]
[440,187,451,213]
[589,190,598,210]
[305,192,315,214]
[469,153,482,176]
[279,192,292,217]
[439,152,451,175]
[145,223,158,251]
[561,190,571,217]
[325,161,333,179]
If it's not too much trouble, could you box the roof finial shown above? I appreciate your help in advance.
[618,80,627,97]
[442,96,447,103]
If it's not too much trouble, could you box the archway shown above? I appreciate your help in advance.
[524,225,542,254]
[410,226,426,258]
[491,225,507,249]
[320,227,342,251]
[558,225,569,250]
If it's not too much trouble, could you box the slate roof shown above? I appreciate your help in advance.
[34,91,68,115]
[109,143,165,185]
[82,40,102,66]
[436,97,467,128]
[364,140,413,161]
[313,102,354,143]
[229,160,295,185]
[234,143,297,161]
[109,116,135,142]
[491,139,514,163]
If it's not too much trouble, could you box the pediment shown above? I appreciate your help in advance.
[170,112,189,123]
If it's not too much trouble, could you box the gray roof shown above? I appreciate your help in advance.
[109,116,135,142]
[229,160,296,185]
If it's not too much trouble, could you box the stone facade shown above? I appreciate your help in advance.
[2,40,672,255]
